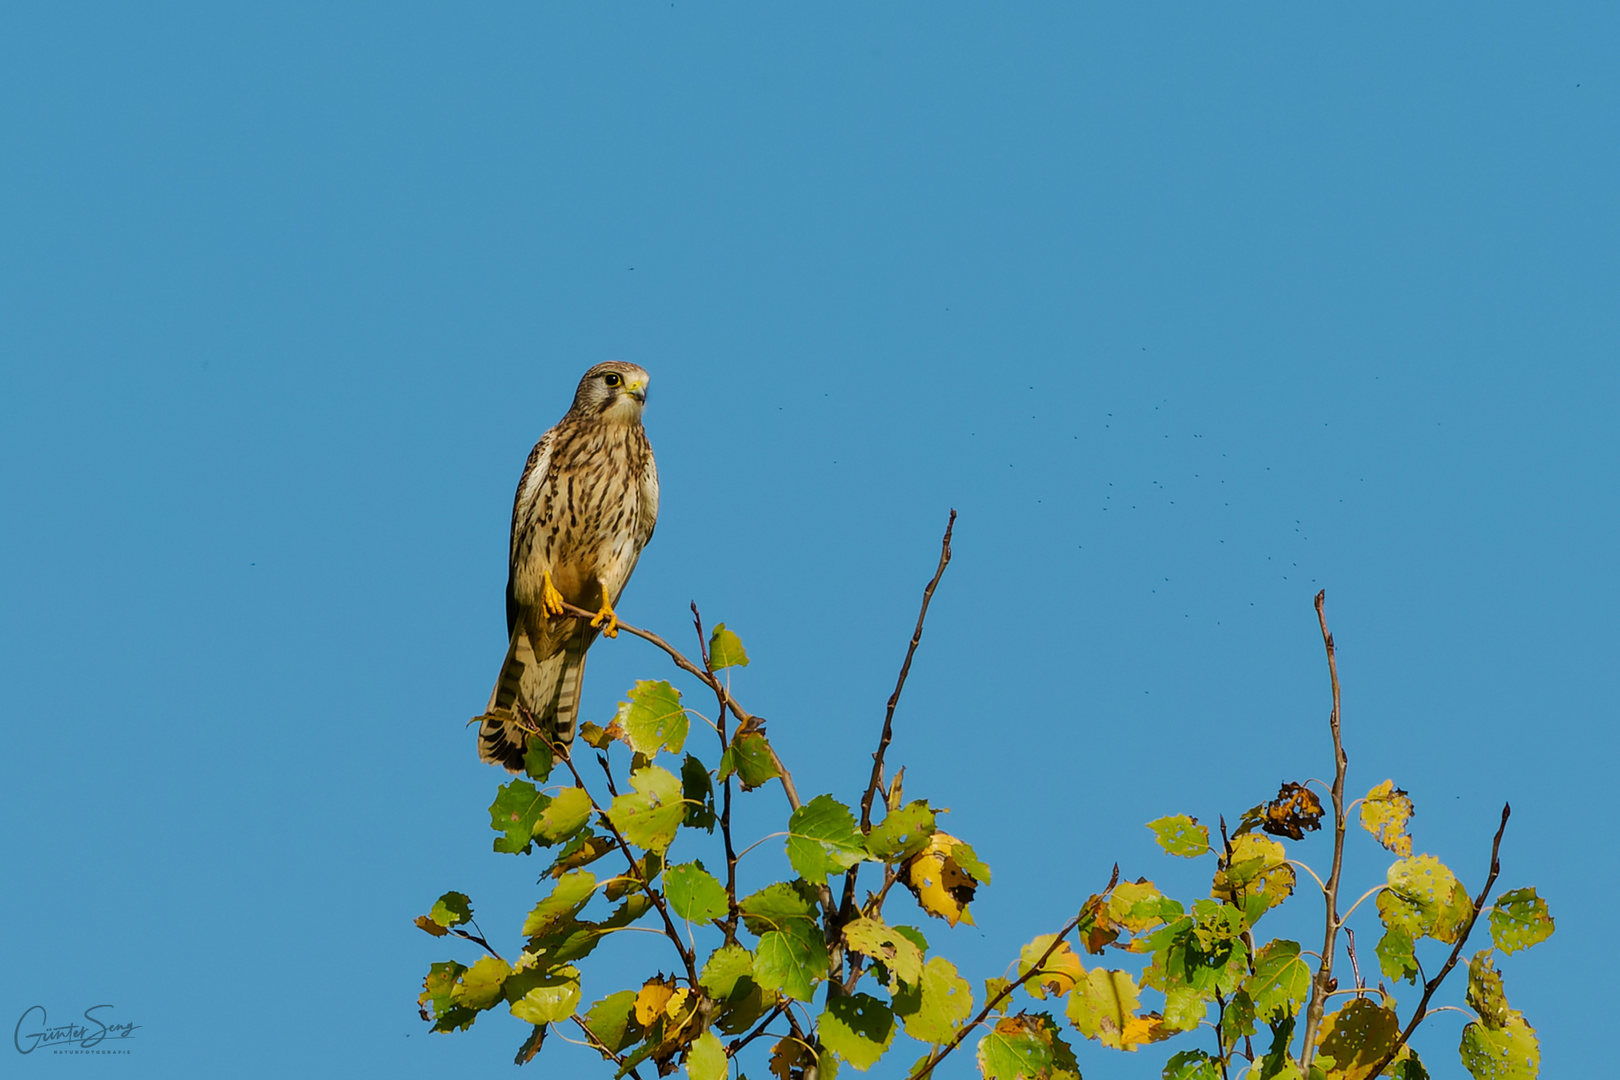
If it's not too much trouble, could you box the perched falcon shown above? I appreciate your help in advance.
[477,362,659,771]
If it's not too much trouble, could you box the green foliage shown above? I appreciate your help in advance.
[617,680,689,757]
[1148,815,1211,858]
[417,594,1550,1080]
[1488,888,1555,954]
[606,765,686,852]
[785,794,866,885]
[707,623,750,669]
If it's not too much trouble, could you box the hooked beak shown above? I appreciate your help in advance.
[627,380,646,403]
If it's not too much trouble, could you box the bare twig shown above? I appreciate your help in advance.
[837,511,956,986]
[1366,804,1512,1077]
[860,510,956,832]
[907,867,1118,1080]
[1299,591,1349,1072]
[555,599,804,811]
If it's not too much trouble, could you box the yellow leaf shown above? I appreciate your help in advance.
[903,832,981,927]
[1359,780,1415,857]
[1018,935,1084,999]
[635,976,678,1025]
[1066,968,1140,1048]
[1213,834,1295,914]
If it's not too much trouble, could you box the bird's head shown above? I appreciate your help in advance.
[572,362,651,423]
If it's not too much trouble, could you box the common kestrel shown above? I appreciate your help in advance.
[477,362,659,770]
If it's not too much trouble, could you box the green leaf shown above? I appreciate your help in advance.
[1257,1015,1299,1080]
[452,955,513,1011]
[1467,950,1512,1029]
[951,840,992,885]
[892,955,973,1044]
[753,920,827,1002]
[738,880,818,936]
[1459,1012,1539,1080]
[1313,997,1398,1080]
[428,891,473,929]
[1162,986,1207,1033]
[686,1030,728,1080]
[785,794,867,885]
[490,779,550,855]
[681,754,717,832]
[700,944,756,1000]
[843,917,924,989]
[1380,854,1472,944]
[606,765,686,852]
[1376,924,1420,984]
[1212,834,1295,916]
[1220,989,1256,1041]
[617,680,689,757]
[1108,879,1178,933]
[536,786,593,845]
[546,831,616,878]
[523,739,554,782]
[820,993,897,1071]
[1164,1049,1221,1080]
[1389,1052,1431,1080]
[522,870,598,938]
[419,960,467,1020]
[893,925,929,953]
[708,623,750,669]
[508,967,582,1024]
[665,861,729,924]
[977,1012,1077,1080]
[1243,940,1311,1021]
[1359,780,1415,856]
[1488,888,1554,955]
[582,990,643,1054]
[1148,814,1211,858]
[865,800,936,861]
[717,730,781,791]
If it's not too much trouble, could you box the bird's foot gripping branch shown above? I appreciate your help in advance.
[418,517,1553,1080]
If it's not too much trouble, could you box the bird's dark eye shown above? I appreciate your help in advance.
[604,373,622,387]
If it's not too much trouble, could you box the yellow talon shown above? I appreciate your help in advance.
[540,571,566,617]
[590,598,620,638]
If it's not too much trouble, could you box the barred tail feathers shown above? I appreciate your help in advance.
[478,625,588,772]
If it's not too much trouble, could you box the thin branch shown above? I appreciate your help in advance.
[1366,804,1512,1078]
[859,509,956,833]
[727,1002,791,1057]
[1299,590,1350,1073]
[555,746,698,985]
[556,598,803,811]
[574,1014,645,1078]
[693,603,744,947]
[838,511,956,986]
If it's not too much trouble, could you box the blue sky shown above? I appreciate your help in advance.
[2,4,1613,1077]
